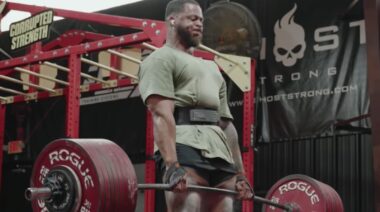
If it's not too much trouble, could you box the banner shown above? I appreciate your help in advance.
[249,0,369,141]
[9,10,53,50]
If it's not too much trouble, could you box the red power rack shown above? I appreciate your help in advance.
[0,1,255,211]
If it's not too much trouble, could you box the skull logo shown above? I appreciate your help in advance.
[273,4,306,67]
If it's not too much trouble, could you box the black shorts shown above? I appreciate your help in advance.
[155,143,238,187]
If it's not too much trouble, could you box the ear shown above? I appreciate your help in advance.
[168,17,175,26]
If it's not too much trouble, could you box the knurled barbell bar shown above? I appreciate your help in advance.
[25,138,344,212]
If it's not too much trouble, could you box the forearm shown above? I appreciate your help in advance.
[221,120,245,174]
[152,111,177,166]
[146,96,177,167]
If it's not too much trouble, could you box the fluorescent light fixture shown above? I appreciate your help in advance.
[1,0,143,31]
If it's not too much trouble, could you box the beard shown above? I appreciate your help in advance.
[177,25,202,47]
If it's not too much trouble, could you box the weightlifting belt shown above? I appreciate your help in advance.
[174,107,219,125]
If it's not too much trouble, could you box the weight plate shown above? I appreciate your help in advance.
[69,139,138,212]
[81,140,119,212]
[78,140,110,212]
[30,138,138,212]
[318,181,334,212]
[71,139,138,212]
[105,140,138,211]
[103,143,130,212]
[31,139,103,212]
[331,186,344,212]
[262,174,333,212]
[317,180,344,212]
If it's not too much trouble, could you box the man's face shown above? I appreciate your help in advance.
[174,3,203,47]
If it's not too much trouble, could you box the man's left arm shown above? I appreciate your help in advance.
[219,119,254,199]
[217,79,245,174]
[219,118,254,199]
[218,119,244,173]
[217,77,253,198]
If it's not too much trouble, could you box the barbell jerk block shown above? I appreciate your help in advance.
[27,138,138,212]
[262,174,344,212]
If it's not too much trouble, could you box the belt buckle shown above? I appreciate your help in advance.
[189,109,219,123]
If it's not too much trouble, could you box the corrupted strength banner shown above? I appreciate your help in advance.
[251,0,369,141]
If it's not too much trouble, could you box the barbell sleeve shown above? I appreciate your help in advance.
[25,187,52,201]
[254,195,292,211]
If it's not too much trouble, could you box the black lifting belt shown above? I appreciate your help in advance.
[174,107,220,125]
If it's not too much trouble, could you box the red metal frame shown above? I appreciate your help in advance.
[42,30,113,51]
[66,53,81,137]
[0,104,5,191]
[0,32,152,70]
[0,2,256,212]
[0,78,133,104]
[241,60,256,211]
[1,2,166,46]
[144,111,156,212]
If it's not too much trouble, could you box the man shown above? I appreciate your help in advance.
[138,0,253,211]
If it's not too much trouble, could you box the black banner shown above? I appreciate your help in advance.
[246,0,369,141]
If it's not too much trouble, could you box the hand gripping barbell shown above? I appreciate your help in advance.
[25,138,344,212]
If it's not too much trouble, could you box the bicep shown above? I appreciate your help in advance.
[146,95,175,117]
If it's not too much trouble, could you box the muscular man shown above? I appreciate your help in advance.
[138,0,253,211]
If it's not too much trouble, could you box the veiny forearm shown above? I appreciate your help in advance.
[220,120,245,174]
[152,111,177,166]
[147,97,177,167]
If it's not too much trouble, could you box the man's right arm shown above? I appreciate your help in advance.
[146,95,187,191]
[146,95,177,166]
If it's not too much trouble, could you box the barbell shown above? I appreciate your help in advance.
[25,138,344,212]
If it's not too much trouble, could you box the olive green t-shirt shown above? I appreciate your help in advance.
[138,45,234,164]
